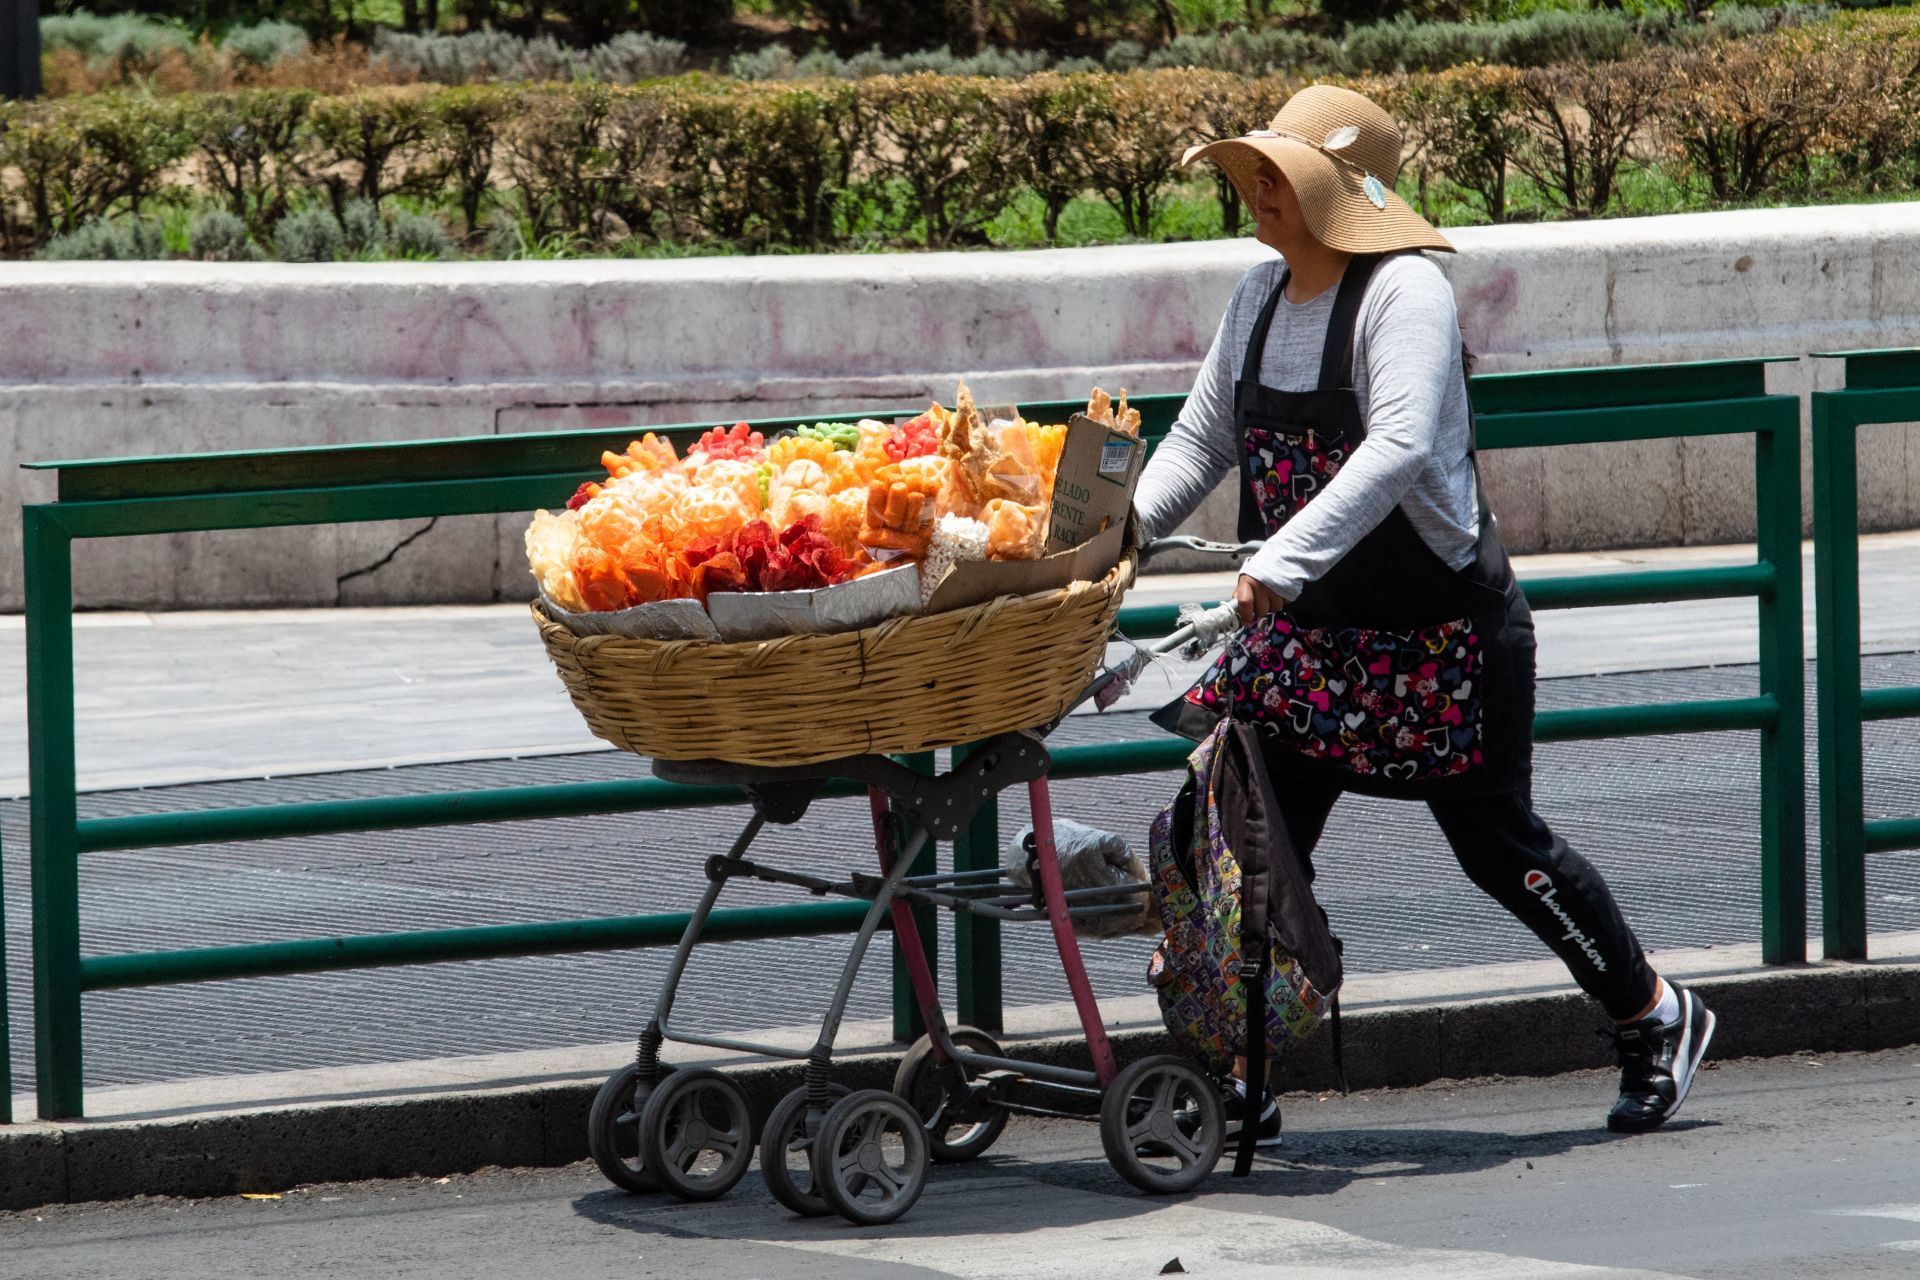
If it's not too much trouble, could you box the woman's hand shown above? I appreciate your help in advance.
[1234,574,1288,627]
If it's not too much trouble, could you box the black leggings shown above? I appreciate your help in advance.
[1267,775,1659,1021]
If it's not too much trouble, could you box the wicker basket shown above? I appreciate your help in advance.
[534,554,1135,767]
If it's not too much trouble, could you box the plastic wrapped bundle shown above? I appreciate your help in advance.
[919,514,989,607]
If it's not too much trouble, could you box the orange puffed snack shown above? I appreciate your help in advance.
[1033,422,1068,491]
[860,463,942,557]
[819,487,867,555]
[599,433,679,481]
[674,483,759,542]
[571,502,685,610]
[982,498,1047,561]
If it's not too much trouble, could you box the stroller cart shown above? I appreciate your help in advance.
[537,537,1255,1226]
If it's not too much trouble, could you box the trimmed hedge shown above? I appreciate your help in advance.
[5,12,1918,261]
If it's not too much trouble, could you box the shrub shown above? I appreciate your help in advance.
[862,74,1020,248]
[1662,35,1838,203]
[340,197,385,253]
[192,89,315,234]
[1184,71,1297,235]
[502,82,679,244]
[223,20,311,70]
[390,209,457,259]
[186,207,263,260]
[305,87,438,213]
[1147,29,1334,76]
[35,216,167,260]
[1402,64,1526,224]
[1002,72,1112,244]
[1513,56,1667,218]
[274,206,346,261]
[583,32,691,82]
[430,86,509,238]
[1080,70,1211,238]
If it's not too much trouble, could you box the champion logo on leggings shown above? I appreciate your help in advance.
[1523,870,1609,973]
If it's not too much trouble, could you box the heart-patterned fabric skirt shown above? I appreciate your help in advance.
[1188,612,1486,784]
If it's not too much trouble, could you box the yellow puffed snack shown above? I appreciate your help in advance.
[688,459,765,515]
[770,458,831,527]
[524,509,586,612]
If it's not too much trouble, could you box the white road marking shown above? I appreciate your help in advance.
[1819,1204,1920,1224]
[661,1176,1700,1279]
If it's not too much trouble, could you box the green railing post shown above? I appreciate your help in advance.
[1753,402,1807,965]
[24,506,85,1120]
[951,741,1002,1033]
[1,822,12,1125]
[1812,392,1867,960]
[892,752,938,1043]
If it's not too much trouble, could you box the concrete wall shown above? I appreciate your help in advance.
[5,202,1920,610]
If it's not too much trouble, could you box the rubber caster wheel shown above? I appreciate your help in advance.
[1099,1055,1224,1194]
[810,1089,930,1226]
[893,1026,1010,1162]
[759,1083,852,1217]
[587,1062,676,1193]
[637,1067,755,1202]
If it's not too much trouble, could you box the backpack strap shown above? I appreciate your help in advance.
[1226,726,1278,1179]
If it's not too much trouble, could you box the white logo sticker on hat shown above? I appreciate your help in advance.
[1364,175,1388,210]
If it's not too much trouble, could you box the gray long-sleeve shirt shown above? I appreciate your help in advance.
[1132,253,1478,601]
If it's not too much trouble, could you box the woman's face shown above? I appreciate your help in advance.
[1251,161,1299,251]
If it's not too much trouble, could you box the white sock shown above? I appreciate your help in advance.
[1649,981,1681,1026]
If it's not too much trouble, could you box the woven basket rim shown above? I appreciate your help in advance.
[532,552,1136,654]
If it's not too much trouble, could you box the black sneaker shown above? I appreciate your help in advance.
[1224,1089,1283,1148]
[1608,985,1717,1134]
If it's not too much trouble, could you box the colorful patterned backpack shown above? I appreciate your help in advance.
[1147,719,1344,1173]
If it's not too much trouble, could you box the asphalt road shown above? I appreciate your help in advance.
[7,1046,1920,1279]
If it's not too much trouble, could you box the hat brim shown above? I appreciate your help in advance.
[1182,136,1454,256]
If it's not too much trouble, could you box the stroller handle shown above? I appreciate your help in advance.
[1137,535,1265,568]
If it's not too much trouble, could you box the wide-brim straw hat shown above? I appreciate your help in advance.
[1182,83,1453,255]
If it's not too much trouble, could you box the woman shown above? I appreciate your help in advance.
[1132,85,1714,1143]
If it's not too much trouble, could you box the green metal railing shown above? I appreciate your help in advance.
[12,357,1805,1122]
[1812,349,1920,960]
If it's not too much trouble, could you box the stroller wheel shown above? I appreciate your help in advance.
[811,1089,930,1226]
[759,1083,852,1217]
[638,1067,755,1202]
[1099,1055,1224,1194]
[587,1063,676,1194]
[893,1027,1010,1162]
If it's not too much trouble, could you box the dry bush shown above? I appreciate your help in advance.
[1401,64,1526,224]
[1080,69,1213,238]
[430,86,510,239]
[861,73,1020,248]
[1186,70,1297,235]
[304,86,441,215]
[1658,31,1850,202]
[192,89,316,235]
[502,83,680,245]
[1000,72,1111,244]
[1513,55,1666,217]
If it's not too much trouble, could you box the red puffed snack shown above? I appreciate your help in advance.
[692,422,766,463]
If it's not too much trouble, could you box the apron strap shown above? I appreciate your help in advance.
[1241,267,1290,386]
[1317,252,1387,392]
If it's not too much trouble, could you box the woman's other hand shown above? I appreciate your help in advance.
[1234,574,1288,627]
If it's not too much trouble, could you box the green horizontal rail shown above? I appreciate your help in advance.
[1520,564,1774,610]
[74,776,823,854]
[1474,397,1793,450]
[1862,686,1920,722]
[1117,566,1772,642]
[80,900,876,991]
[1866,818,1920,856]
[1534,696,1776,742]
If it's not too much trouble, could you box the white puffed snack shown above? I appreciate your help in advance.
[919,514,990,606]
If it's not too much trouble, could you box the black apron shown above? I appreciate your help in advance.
[1154,253,1531,800]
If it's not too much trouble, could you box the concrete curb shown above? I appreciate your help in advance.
[6,946,1919,1212]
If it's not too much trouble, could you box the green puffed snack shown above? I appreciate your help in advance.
[798,422,862,451]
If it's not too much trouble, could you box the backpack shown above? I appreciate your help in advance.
[1146,718,1344,1174]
